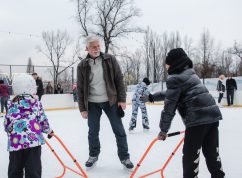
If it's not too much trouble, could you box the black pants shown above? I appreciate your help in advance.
[1,96,8,113]
[227,90,234,105]
[183,122,225,178]
[37,94,43,101]
[8,146,42,178]
[218,93,223,104]
[88,102,130,161]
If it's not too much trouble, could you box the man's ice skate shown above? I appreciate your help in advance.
[121,158,134,172]
[143,125,150,132]
[0,113,4,117]
[85,156,98,170]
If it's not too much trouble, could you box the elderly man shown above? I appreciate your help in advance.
[77,36,133,170]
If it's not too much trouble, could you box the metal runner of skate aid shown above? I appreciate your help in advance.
[45,134,88,178]
[130,131,185,178]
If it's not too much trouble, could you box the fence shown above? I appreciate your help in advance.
[0,64,75,94]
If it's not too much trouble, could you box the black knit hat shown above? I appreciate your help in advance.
[166,48,187,65]
[165,48,193,74]
[143,77,151,85]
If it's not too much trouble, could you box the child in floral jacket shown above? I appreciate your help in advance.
[4,73,53,178]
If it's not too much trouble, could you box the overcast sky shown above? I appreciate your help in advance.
[0,0,242,69]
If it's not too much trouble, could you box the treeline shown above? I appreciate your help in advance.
[119,27,242,86]
[34,0,242,89]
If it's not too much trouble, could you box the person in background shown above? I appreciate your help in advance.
[77,36,133,170]
[72,84,78,107]
[4,73,53,178]
[226,73,237,106]
[129,77,154,132]
[158,48,225,178]
[54,83,63,94]
[216,74,225,106]
[0,79,10,117]
[32,73,44,101]
[45,81,53,94]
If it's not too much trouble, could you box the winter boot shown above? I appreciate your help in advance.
[85,156,98,168]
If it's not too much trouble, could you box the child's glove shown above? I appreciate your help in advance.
[47,130,54,139]
[148,94,154,103]
[157,131,167,141]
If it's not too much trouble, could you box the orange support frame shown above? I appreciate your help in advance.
[130,131,185,178]
[45,134,88,178]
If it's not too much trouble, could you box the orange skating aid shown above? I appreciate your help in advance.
[130,131,185,178]
[45,134,88,178]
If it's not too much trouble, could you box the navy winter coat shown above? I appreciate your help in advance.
[160,69,222,133]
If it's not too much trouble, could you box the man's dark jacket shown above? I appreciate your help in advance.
[226,78,237,91]
[160,69,222,133]
[36,78,44,96]
[77,53,126,112]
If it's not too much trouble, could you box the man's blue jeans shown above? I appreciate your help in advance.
[87,102,130,161]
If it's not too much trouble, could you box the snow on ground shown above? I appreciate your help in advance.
[1,105,242,178]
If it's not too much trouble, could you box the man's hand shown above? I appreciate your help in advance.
[81,111,88,119]
[118,102,126,110]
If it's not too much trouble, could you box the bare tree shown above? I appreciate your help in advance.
[76,0,141,53]
[197,29,215,83]
[143,27,151,78]
[183,35,194,57]
[59,69,73,92]
[141,29,184,89]
[231,41,242,60]
[77,0,91,36]
[119,54,135,90]
[132,49,142,84]
[142,28,164,83]
[237,61,242,76]
[223,50,233,75]
[168,31,182,49]
[160,32,170,86]
[150,31,163,83]
[37,30,81,87]
[26,57,34,74]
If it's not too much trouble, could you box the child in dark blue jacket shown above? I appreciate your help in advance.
[157,48,225,178]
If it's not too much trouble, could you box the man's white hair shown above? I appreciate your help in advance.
[85,36,100,47]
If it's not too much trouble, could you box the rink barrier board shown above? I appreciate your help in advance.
[5,92,242,111]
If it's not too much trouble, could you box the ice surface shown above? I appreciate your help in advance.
[1,105,241,178]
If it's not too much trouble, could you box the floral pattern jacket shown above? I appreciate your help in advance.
[4,96,52,152]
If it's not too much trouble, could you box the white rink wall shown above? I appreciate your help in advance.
[41,94,76,109]
[11,91,241,110]
[127,91,242,106]
[9,94,76,110]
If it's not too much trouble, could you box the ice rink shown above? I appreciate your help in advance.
[1,105,242,178]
